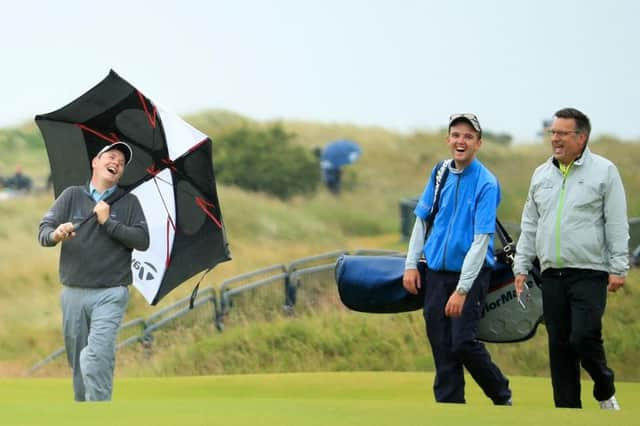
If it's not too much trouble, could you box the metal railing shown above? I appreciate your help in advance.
[31,213,640,374]
[28,248,399,374]
[27,286,220,375]
[285,250,346,308]
[217,264,288,331]
[140,287,218,345]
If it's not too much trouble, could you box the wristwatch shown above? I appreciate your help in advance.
[455,287,468,296]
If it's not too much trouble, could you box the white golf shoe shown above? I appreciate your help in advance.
[598,395,620,411]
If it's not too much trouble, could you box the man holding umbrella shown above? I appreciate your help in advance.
[318,140,361,194]
[38,141,149,402]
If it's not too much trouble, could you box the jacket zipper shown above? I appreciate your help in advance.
[555,163,573,267]
[442,174,461,270]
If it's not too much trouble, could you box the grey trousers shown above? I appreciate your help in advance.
[61,286,129,402]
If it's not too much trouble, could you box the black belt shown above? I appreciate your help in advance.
[542,267,603,278]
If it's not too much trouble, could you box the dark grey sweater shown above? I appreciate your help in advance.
[38,184,149,288]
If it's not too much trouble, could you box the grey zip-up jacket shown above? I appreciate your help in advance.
[513,147,629,276]
[38,184,149,288]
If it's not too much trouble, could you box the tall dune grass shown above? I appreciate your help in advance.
[1,113,640,378]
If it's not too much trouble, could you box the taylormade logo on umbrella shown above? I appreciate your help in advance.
[132,258,158,281]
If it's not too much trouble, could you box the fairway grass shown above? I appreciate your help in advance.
[0,372,636,425]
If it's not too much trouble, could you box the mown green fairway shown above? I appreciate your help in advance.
[1,372,636,425]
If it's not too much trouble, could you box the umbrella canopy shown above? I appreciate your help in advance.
[320,139,361,169]
[35,70,231,305]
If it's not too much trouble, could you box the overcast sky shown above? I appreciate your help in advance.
[2,0,639,142]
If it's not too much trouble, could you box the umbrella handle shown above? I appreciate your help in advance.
[73,213,96,231]
[73,188,129,231]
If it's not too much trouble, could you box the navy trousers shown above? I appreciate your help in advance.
[423,268,511,404]
[541,268,615,408]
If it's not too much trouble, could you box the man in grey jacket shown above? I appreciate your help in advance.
[39,141,149,402]
[513,108,628,410]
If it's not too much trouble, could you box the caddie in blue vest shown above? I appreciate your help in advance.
[403,113,512,405]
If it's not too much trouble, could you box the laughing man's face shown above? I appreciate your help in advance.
[549,117,587,165]
[447,122,482,169]
[92,149,126,186]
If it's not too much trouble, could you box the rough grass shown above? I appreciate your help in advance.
[2,113,640,379]
[111,267,639,382]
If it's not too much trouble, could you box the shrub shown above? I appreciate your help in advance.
[214,124,320,199]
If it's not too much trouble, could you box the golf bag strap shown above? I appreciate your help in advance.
[495,218,512,245]
[495,218,515,265]
[424,159,451,240]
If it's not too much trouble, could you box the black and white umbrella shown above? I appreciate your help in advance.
[35,70,231,304]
